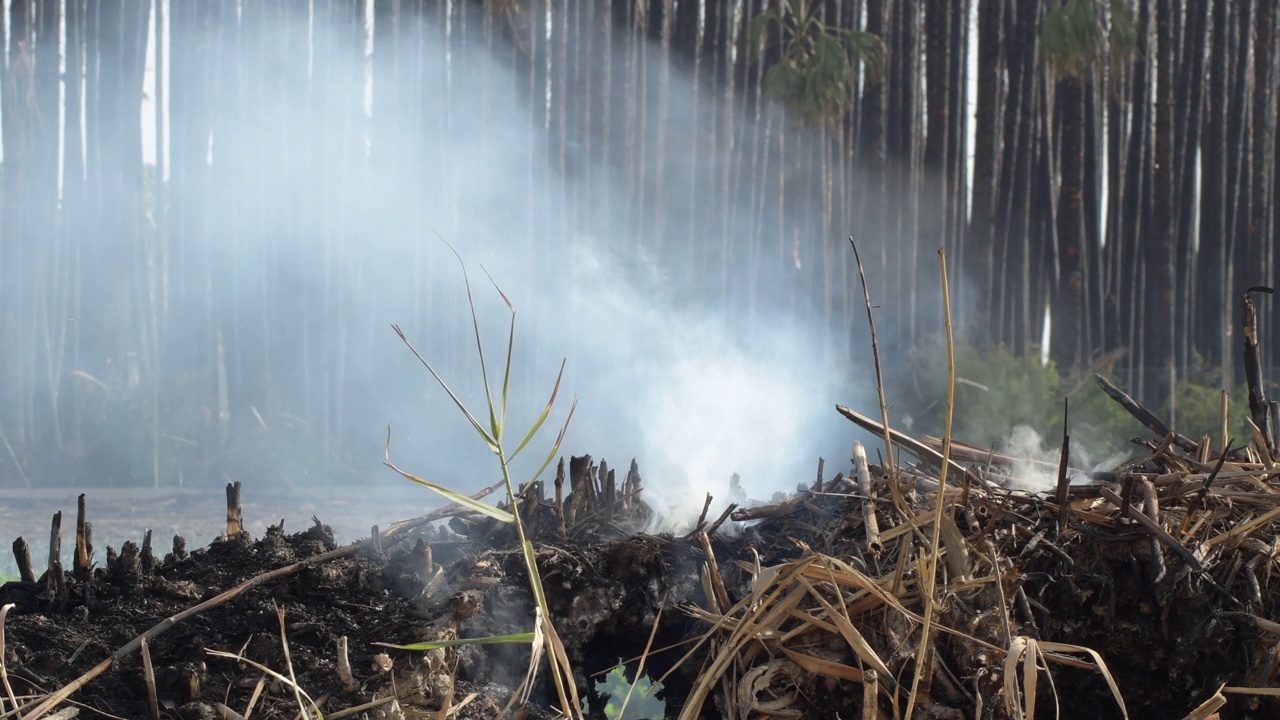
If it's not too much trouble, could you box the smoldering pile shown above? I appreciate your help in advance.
[396,365,1280,719]
[8,375,1280,720]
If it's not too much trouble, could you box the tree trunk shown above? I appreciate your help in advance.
[1144,0,1177,410]
[966,0,1003,342]
[1051,74,1087,373]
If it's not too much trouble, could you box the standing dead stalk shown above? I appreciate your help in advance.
[13,538,35,583]
[705,504,738,537]
[850,238,895,472]
[1242,287,1274,454]
[1056,399,1071,531]
[226,482,244,536]
[1,603,19,713]
[336,637,358,693]
[692,493,713,535]
[554,457,567,537]
[140,638,160,720]
[46,513,64,602]
[906,248,957,720]
[1221,391,1231,456]
[697,532,731,613]
[75,495,91,582]
[861,668,879,720]
[852,442,882,556]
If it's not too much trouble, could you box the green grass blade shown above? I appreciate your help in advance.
[385,429,514,523]
[482,266,517,438]
[392,324,498,452]
[510,359,567,462]
[526,396,578,486]
[374,632,536,652]
[519,539,582,715]
[436,238,501,443]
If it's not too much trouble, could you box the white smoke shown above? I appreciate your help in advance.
[1000,424,1129,493]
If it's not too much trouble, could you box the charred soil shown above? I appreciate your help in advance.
[3,439,1280,719]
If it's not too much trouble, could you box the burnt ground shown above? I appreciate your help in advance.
[2,461,1280,720]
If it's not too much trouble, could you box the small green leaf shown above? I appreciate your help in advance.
[392,325,498,452]
[375,632,536,652]
[385,428,514,523]
[510,359,568,461]
[386,463,516,523]
[526,396,577,488]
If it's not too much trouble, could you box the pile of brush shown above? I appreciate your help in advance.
[662,366,1280,719]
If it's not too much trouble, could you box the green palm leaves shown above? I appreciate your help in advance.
[1040,0,1137,78]
[749,0,885,124]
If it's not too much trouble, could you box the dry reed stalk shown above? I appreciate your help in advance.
[1248,418,1276,469]
[336,637,357,693]
[1,603,19,714]
[852,442,882,556]
[74,496,90,582]
[275,606,319,720]
[204,647,322,718]
[691,493,713,535]
[1139,479,1167,581]
[323,694,399,719]
[1222,391,1231,455]
[698,532,731,612]
[905,249,957,720]
[705,503,738,537]
[554,457,567,537]
[1055,399,1071,531]
[140,638,159,720]
[850,238,895,472]
[1181,685,1227,720]
[243,674,266,719]
[214,702,247,720]
[861,669,879,720]
[225,482,243,536]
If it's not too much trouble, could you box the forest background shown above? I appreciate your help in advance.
[0,0,1275,499]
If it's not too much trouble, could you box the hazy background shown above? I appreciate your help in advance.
[0,1,897,523]
[3,0,1278,547]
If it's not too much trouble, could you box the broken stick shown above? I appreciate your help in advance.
[1092,374,1202,455]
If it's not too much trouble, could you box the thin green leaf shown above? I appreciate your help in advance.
[391,324,498,453]
[527,396,578,487]
[510,358,568,461]
[482,266,517,441]
[385,427,514,523]
[374,632,535,652]
[432,232,501,443]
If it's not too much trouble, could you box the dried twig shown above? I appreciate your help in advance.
[1093,374,1202,455]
